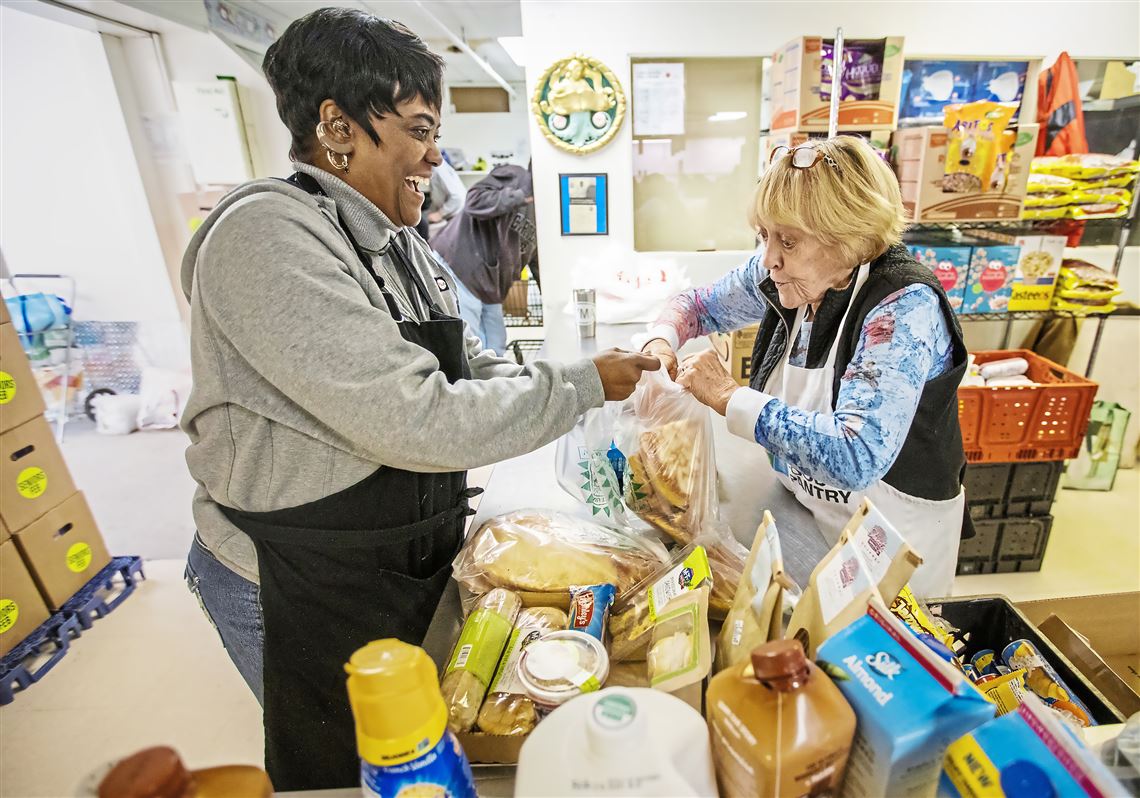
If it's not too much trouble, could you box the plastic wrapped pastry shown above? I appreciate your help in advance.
[476,606,568,736]
[439,588,522,733]
[452,510,670,596]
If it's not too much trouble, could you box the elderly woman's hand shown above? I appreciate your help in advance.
[677,349,739,416]
[642,338,679,381]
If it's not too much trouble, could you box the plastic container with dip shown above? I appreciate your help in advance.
[518,630,609,716]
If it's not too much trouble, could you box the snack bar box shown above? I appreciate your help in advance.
[0,415,77,533]
[13,492,110,609]
[0,321,45,434]
[709,325,759,386]
[893,123,1040,222]
[769,35,905,132]
[0,538,52,658]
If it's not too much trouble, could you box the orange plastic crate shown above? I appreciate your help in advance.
[958,350,1098,463]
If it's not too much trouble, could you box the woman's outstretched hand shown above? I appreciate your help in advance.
[677,349,739,416]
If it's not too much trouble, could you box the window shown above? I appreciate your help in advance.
[631,57,763,252]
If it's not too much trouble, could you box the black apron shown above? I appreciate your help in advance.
[219,173,476,791]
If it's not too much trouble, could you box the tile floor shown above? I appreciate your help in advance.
[0,423,1136,796]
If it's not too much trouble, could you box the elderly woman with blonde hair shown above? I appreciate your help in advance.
[644,136,968,597]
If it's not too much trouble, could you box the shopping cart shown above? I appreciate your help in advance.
[501,269,545,365]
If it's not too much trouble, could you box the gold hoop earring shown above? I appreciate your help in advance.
[326,149,349,173]
[315,120,351,173]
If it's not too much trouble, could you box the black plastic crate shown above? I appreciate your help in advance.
[964,461,1064,520]
[932,595,1125,724]
[956,515,1053,575]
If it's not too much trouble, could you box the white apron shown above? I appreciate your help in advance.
[765,263,964,597]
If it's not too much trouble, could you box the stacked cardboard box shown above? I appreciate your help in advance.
[709,325,760,386]
[0,317,110,657]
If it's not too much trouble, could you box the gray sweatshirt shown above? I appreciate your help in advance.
[181,162,603,583]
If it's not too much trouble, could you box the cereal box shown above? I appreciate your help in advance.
[907,244,970,313]
[817,603,994,798]
[940,697,1124,797]
[1009,235,1064,311]
[963,245,1020,314]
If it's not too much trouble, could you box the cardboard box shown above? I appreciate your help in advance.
[0,416,77,533]
[0,298,9,326]
[1,322,47,434]
[893,123,1039,221]
[0,539,52,658]
[759,130,891,176]
[0,514,9,545]
[709,325,760,386]
[1018,592,1140,718]
[13,492,110,609]
[898,57,1042,127]
[770,36,905,131]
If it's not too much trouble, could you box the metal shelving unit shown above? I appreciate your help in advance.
[909,182,1138,377]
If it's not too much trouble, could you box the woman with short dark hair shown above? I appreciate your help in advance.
[180,8,657,789]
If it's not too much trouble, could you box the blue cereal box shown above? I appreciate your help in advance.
[908,244,971,313]
[963,245,1020,314]
[939,697,1124,797]
[818,604,994,797]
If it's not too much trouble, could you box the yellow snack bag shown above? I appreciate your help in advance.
[942,101,1018,194]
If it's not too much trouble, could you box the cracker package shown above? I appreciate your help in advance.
[440,588,523,733]
[609,543,713,662]
[787,500,920,657]
[619,369,719,544]
[818,603,995,798]
[476,606,568,736]
[714,512,791,673]
[942,101,1019,194]
[452,510,670,599]
[647,585,712,711]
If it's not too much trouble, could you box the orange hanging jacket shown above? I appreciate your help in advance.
[1037,52,1089,156]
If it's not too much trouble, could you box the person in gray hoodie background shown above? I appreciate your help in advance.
[179,8,658,790]
[432,163,535,355]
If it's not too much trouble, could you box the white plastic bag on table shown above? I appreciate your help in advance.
[554,404,630,525]
[619,369,719,546]
[564,255,692,324]
[452,509,671,599]
[91,393,142,435]
[136,367,191,430]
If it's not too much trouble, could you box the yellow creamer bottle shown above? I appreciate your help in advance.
[346,639,477,798]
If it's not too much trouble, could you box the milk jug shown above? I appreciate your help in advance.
[515,686,717,797]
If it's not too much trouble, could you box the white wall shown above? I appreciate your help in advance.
[521,1,1140,464]
[0,5,180,324]
[441,82,531,167]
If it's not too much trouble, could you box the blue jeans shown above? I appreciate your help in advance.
[185,535,264,704]
[438,261,507,356]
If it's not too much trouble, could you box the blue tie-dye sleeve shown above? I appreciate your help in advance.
[755,284,954,491]
[653,253,770,345]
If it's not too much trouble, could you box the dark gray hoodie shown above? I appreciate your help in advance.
[180,163,602,582]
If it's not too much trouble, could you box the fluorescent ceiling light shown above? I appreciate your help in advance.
[498,36,526,66]
[708,111,748,122]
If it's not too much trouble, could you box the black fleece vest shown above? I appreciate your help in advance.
[748,244,968,501]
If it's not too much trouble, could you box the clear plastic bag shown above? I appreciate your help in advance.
[554,404,630,525]
[619,369,719,545]
[452,510,671,597]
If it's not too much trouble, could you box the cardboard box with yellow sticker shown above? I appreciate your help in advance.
[14,492,110,609]
[0,322,45,434]
[0,539,51,657]
[709,325,759,386]
[0,415,77,533]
